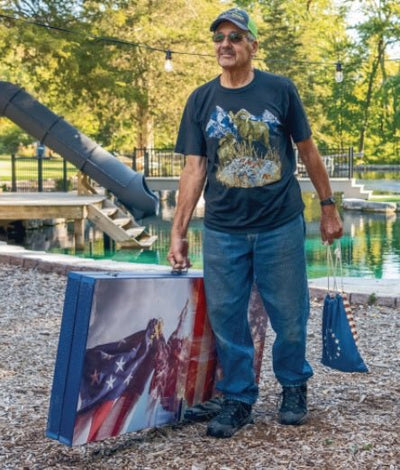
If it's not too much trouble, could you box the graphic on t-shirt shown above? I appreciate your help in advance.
[206,106,282,188]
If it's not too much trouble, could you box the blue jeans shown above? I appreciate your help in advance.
[203,214,313,405]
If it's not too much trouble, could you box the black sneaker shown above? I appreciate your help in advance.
[184,396,224,423]
[279,384,308,425]
[206,399,253,438]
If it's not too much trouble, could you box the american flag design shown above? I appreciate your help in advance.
[71,277,213,445]
[321,291,368,373]
[48,274,269,446]
[248,285,269,383]
[341,292,359,343]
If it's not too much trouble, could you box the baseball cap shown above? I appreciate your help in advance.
[210,8,258,39]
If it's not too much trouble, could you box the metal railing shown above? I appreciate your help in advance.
[2,154,78,192]
[1,146,355,193]
[132,148,186,177]
[134,147,355,179]
[296,147,355,178]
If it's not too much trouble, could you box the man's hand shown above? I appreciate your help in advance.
[167,155,206,271]
[320,205,343,244]
[167,236,191,271]
[296,138,344,245]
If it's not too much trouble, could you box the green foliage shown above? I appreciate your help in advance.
[0,0,399,162]
[368,292,377,305]
[54,177,73,191]
[0,120,34,154]
[346,0,400,159]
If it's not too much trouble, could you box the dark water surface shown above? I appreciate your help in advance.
[5,191,399,280]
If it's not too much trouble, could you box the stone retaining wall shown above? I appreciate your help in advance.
[343,198,399,213]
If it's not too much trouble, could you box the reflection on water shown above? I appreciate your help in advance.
[305,211,400,279]
[4,191,400,279]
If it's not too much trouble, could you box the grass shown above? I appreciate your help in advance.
[0,153,184,181]
[370,194,400,202]
[0,158,11,181]
[0,154,77,182]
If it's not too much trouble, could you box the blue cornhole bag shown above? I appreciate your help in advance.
[322,291,368,373]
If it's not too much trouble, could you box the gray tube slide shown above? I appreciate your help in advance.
[0,81,159,219]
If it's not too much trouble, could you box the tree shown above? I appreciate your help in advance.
[351,0,400,158]
[0,0,221,151]
[241,0,350,146]
[0,0,399,161]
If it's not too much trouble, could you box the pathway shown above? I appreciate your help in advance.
[0,242,398,307]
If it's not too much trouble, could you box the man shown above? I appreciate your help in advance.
[168,8,343,438]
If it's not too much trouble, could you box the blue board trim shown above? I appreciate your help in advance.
[46,272,84,440]
[59,276,97,445]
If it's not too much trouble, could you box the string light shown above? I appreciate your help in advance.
[335,62,344,83]
[164,50,173,72]
[1,13,398,76]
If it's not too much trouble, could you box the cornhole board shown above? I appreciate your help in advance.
[47,271,268,446]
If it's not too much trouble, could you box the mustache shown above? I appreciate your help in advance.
[218,48,235,54]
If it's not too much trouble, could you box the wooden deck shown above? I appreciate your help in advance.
[0,192,158,250]
[0,192,106,249]
[0,192,106,219]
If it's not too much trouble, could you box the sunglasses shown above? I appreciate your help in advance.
[212,31,248,44]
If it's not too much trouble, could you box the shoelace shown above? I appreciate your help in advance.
[218,400,245,420]
[281,388,305,410]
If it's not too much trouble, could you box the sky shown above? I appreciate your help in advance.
[337,0,400,57]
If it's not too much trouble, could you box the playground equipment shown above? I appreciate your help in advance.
[0,81,159,220]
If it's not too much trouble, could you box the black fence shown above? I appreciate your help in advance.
[134,147,355,179]
[296,147,355,178]
[132,148,186,177]
[1,147,355,193]
[1,154,78,192]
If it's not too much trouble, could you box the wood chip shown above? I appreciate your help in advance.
[0,264,399,468]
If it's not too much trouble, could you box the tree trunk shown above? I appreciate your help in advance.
[358,39,386,154]
[136,102,154,149]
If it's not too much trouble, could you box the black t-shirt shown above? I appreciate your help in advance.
[175,69,312,233]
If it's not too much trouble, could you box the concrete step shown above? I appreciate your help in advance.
[298,178,373,199]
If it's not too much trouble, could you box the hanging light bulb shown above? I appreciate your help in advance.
[335,62,343,83]
[164,50,173,72]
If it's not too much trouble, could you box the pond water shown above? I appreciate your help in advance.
[5,191,400,280]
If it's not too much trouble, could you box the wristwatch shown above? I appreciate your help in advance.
[320,196,336,206]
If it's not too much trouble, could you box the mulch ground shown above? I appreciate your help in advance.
[0,264,399,469]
